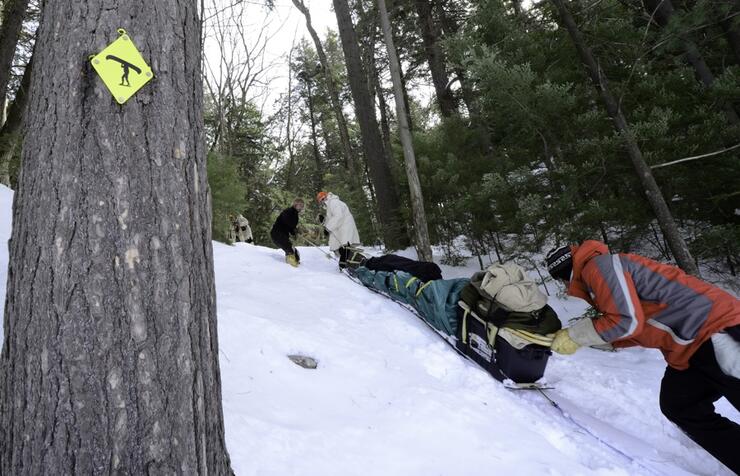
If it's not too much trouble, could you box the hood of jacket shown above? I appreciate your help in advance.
[567,240,610,301]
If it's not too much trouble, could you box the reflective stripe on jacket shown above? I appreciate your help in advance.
[568,240,740,369]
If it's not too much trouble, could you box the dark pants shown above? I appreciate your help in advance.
[271,230,299,261]
[660,338,740,473]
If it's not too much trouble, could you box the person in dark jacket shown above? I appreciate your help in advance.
[271,198,304,267]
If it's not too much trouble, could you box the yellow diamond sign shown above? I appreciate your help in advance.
[90,29,153,104]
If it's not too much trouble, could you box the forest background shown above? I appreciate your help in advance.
[1,0,738,285]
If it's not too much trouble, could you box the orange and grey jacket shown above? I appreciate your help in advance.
[567,240,740,370]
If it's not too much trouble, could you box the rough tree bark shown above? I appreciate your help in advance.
[333,0,408,249]
[413,0,458,118]
[0,50,32,186]
[397,53,415,133]
[378,0,433,262]
[368,46,397,183]
[551,0,700,276]
[0,0,30,111]
[644,0,740,126]
[291,0,357,178]
[0,1,234,474]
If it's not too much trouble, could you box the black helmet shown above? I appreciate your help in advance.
[546,245,573,282]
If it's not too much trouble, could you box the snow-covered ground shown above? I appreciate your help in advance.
[0,184,737,475]
[0,185,11,338]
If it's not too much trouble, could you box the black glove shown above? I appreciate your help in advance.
[246,238,253,244]
[324,227,330,238]
[318,214,325,224]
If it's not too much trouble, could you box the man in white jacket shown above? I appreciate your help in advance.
[317,192,360,262]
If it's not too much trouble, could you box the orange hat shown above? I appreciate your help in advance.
[316,191,328,202]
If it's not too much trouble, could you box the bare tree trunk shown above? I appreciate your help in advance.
[644,0,740,125]
[333,0,408,249]
[551,0,700,276]
[0,0,30,109]
[292,0,357,177]
[356,0,404,187]
[368,48,396,178]
[414,0,457,118]
[0,1,234,473]
[378,0,433,261]
[398,58,415,133]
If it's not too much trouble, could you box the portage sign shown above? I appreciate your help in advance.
[91,29,153,104]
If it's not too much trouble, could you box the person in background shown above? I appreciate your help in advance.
[546,240,740,472]
[270,198,304,267]
[233,213,253,243]
[316,191,360,267]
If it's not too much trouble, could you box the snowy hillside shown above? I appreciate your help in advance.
[0,185,11,338]
[0,183,737,475]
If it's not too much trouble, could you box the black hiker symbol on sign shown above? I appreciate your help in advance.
[91,29,153,104]
[106,55,142,87]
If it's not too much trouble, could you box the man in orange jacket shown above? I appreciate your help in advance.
[546,240,739,472]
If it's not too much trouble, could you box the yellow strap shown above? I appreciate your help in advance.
[405,277,418,288]
[348,252,363,264]
[487,323,499,347]
[461,308,469,344]
[507,328,555,347]
[471,312,486,326]
[393,275,399,292]
[415,281,432,297]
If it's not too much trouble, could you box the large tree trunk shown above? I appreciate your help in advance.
[0,0,30,110]
[378,0,433,262]
[644,0,740,126]
[368,48,397,181]
[0,49,32,186]
[292,0,357,178]
[0,1,234,474]
[398,57,415,133]
[333,0,408,249]
[414,0,457,118]
[551,0,700,276]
